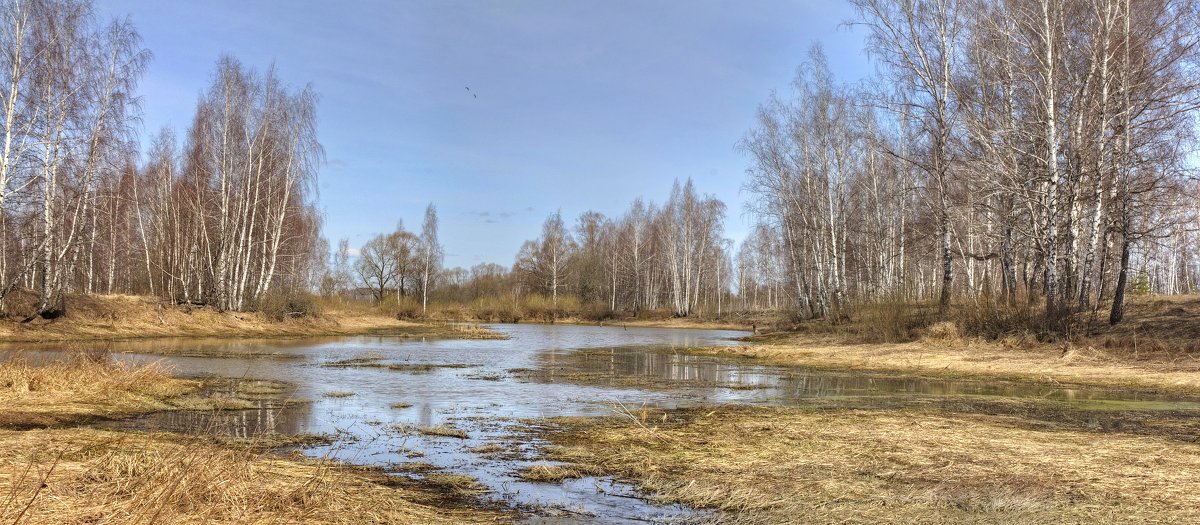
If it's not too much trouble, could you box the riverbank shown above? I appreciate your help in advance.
[543,404,1200,524]
[0,294,503,343]
[692,332,1200,395]
[682,297,1200,395]
[0,358,506,524]
[513,301,1200,522]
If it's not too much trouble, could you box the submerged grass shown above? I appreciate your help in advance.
[545,405,1200,524]
[422,473,489,496]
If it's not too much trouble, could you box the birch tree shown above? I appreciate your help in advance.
[418,203,442,314]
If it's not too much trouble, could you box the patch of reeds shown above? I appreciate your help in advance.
[416,425,468,439]
[0,358,198,426]
[516,463,601,483]
[467,443,504,454]
[422,473,489,496]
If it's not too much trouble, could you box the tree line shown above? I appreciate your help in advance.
[0,0,323,317]
[338,179,734,319]
[742,0,1200,325]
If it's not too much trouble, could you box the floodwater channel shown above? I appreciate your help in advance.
[5,323,1200,523]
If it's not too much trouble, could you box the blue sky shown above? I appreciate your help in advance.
[100,0,874,268]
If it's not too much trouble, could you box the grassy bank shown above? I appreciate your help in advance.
[0,358,504,524]
[0,358,201,429]
[545,405,1200,524]
[0,294,503,343]
[0,428,502,524]
[685,297,1200,395]
[697,335,1200,394]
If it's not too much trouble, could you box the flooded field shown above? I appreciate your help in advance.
[4,324,1199,523]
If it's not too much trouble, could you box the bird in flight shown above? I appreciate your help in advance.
[466,86,476,99]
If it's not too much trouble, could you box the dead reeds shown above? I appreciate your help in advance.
[0,428,500,524]
[0,358,198,427]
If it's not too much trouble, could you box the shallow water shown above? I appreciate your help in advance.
[5,323,1199,523]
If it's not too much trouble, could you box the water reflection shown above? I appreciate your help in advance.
[119,402,311,438]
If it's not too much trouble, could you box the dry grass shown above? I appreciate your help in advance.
[444,323,509,340]
[0,359,307,428]
[516,463,602,483]
[0,293,504,343]
[0,428,502,524]
[0,358,199,428]
[416,425,469,439]
[1088,296,1200,353]
[467,443,504,454]
[547,406,1200,524]
[421,473,489,497]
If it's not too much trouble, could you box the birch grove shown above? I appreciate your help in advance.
[742,0,1200,324]
[0,1,324,317]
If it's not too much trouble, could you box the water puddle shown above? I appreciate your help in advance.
[7,323,1200,522]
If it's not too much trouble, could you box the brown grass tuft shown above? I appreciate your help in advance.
[516,463,601,483]
[416,425,468,439]
[922,320,962,342]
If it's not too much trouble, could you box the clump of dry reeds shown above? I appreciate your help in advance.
[516,463,602,483]
[0,358,198,423]
[417,425,468,439]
